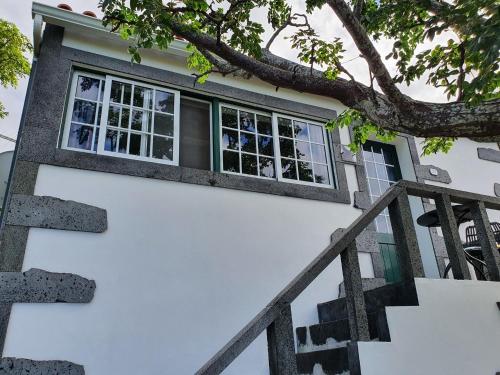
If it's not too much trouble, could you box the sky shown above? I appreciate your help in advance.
[0,0,448,152]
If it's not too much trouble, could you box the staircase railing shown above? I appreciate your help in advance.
[195,180,500,375]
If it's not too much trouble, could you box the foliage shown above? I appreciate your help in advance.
[0,19,32,119]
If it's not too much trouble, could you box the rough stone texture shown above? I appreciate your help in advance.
[331,228,379,254]
[477,147,500,163]
[0,358,84,375]
[338,278,386,298]
[495,183,500,197]
[353,191,371,210]
[6,195,107,233]
[266,305,298,375]
[415,164,452,184]
[370,252,386,279]
[0,268,95,303]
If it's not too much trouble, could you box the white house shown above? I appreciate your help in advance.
[0,3,499,375]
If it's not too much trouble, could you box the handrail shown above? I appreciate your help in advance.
[195,180,500,375]
[195,184,404,375]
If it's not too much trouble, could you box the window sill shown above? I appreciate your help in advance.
[52,149,351,204]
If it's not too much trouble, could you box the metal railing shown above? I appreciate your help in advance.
[195,180,500,375]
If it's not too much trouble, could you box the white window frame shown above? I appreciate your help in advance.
[219,102,277,180]
[61,71,106,154]
[62,71,181,166]
[272,112,335,188]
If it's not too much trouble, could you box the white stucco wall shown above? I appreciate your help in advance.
[3,164,371,375]
[359,278,500,375]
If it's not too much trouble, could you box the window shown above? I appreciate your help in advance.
[62,72,180,165]
[220,105,275,178]
[219,104,335,187]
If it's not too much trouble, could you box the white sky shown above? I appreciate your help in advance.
[0,0,448,152]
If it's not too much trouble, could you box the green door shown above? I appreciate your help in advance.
[362,141,403,283]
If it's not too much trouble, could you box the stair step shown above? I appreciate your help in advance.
[317,280,418,323]
[296,347,349,375]
[296,312,381,353]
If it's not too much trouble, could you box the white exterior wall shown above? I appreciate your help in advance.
[359,278,500,375]
[4,164,371,374]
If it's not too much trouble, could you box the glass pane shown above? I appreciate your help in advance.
[67,123,93,150]
[110,82,122,103]
[281,158,297,180]
[222,128,239,150]
[259,157,275,178]
[129,133,150,157]
[240,111,256,132]
[133,86,153,109]
[123,84,132,105]
[365,161,376,178]
[298,161,314,182]
[155,90,175,113]
[121,108,130,129]
[376,163,388,180]
[223,150,240,172]
[131,110,146,131]
[257,115,272,135]
[258,136,274,156]
[152,136,173,161]
[104,129,118,152]
[72,100,96,124]
[376,216,389,233]
[76,76,100,101]
[362,149,373,162]
[278,117,293,137]
[154,113,174,136]
[368,178,381,195]
[373,148,384,163]
[107,105,120,127]
[309,125,324,144]
[379,179,390,192]
[241,153,258,176]
[96,104,103,125]
[294,121,308,141]
[279,138,295,158]
[118,132,128,154]
[221,107,238,129]
[387,166,398,182]
[383,148,397,166]
[311,144,327,163]
[314,164,330,185]
[295,141,311,161]
[240,132,256,153]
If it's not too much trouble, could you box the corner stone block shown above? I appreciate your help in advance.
[414,165,451,184]
[6,195,107,233]
[0,358,84,375]
[0,269,95,303]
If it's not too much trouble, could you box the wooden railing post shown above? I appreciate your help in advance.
[470,201,500,281]
[266,304,298,375]
[388,189,425,281]
[435,193,471,280]
[341,241,370,341]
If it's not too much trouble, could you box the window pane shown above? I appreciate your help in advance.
[373,148,384,163]
[298,161,314,182]
[278,117,293,137]
[258,136,274,156]
[110,81,131,104]
[240,132,256,153]
[241,153,258,176]
[314,164,330,185]
[387,166,398,182]
[67,123,93,150]
[133,86,153,110]
[222,128,239,150]
[376,163,388,180]
[279,138,294,158]
[96,104,103,125]
[379,179,390,192]
[93,127,99,151]
[129,133,150,157]
[121,108,130,129]
[72,100,96,124]
[104,130,118,152]
[155,90,175,113]
[154,113,174,136]
[362,149,373,162]
[295,141,311,161]
[259,157,275,178]
[368,178,381,195]
[152,136,173,161]
[311,144,327,163]
[257,115,272,135]
[221,107,238,129]
[240,111,256,132]
[76,76,100,101]
[223,150,240,172]
[281,158,297,180]
[131,110,151,132]
[294,121,308,141]
[309,125,324,144]
[365,161,376,178]
[118,132,128,154]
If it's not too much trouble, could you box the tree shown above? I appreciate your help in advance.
[0,19,32,119]
[100,0,499,153]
